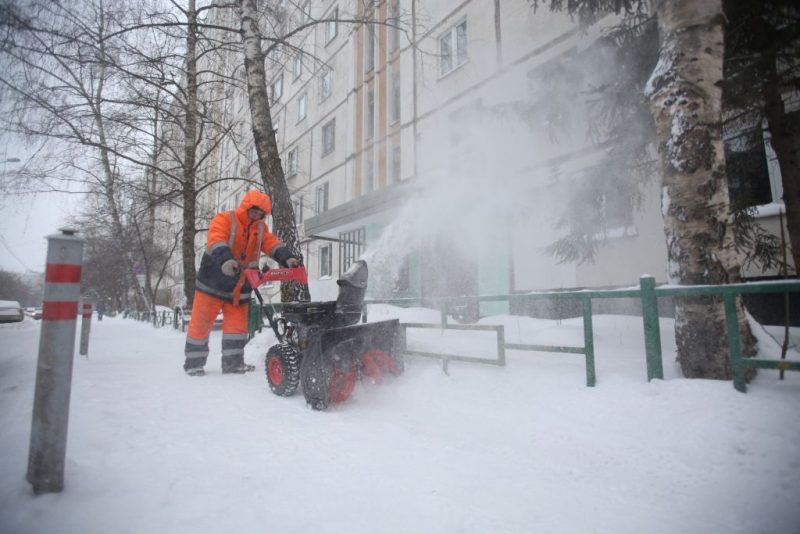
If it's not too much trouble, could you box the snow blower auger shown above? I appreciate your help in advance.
[246,260,403,411]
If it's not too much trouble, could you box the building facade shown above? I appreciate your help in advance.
[163,0,793,316]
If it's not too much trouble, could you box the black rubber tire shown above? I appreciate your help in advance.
[265,344,301,397]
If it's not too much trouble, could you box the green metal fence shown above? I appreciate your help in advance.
[640,277,800,392]
[364,276,800,392]
[126,277,799,392]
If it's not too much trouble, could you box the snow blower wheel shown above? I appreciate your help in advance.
[327,363,358,404]
[265,344,301,397]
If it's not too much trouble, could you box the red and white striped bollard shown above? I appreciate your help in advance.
[26,228,85,494]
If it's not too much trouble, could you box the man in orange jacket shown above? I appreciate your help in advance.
[184,189,299,376]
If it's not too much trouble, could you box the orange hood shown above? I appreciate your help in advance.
[235,190,272,224]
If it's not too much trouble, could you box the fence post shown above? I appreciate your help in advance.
[79,301,92,357]
[27,228,85,494]
[639,276,664,381]
[724,293,747,393]
[582,296,596,387]
[496,325,506,367]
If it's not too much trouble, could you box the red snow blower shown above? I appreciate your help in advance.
[247,260,403,410]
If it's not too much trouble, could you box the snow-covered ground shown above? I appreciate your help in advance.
[1,308,798,534]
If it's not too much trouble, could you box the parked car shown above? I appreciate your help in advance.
[0,300,24,323]
[24,306,43,320]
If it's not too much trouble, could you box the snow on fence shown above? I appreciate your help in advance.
[123,277,800,393]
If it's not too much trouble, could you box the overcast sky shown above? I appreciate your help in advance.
[0,188,78,274]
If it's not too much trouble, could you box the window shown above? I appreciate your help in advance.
[320,244,332,277]
[270,74,283,102]
[390,66,400,123]
[322,118,336,156]
[339,227,366,274]
[439,20,468,77]
[293,196,303,224]
[292,54,303,79]
[320,68,332,101]
[315,182,329,213]
[363,149,374,193]
[391,145,401,183]
[365,21,375,73]
[365,88,375,140]
[326,6,338,44]
[297,92,307,121]
[389,0,400,52]
[287,146,299,177]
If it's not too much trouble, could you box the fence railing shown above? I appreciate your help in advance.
[364,276,800,392]
[124,277,800,392]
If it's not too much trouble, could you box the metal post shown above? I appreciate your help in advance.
[496,325,506,367]
[27,228,85,494]
[724,293,746,393]
[639,276,664,381]
[79,301,92,357]
[582,296,596,387]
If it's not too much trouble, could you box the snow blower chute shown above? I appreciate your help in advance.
[246,260,403,410]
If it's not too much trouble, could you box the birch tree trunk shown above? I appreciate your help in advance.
[646,0,754,378]
[182,0,200,307]
[238,0,309,302]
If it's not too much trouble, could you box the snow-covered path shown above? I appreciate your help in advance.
[1,313,798,534]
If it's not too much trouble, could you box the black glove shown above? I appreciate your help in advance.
[285,257,300,268]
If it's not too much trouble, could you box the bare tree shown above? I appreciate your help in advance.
[0,0,154,308]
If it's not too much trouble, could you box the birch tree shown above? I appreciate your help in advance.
[237,0,309,301]
[645,0,754,378]
[532,0,756,378]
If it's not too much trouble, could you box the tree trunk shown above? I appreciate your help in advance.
[182,0,199,307]
[238,0,309,302]
[93,2,151,310]
[646,0,754,378]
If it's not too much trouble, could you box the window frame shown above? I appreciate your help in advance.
[325,6,338,45]
[365,19,376,73]
[320,243,332,277]
[439,19,468,77]
[322,118,336,156]
[365,87,375,140]
[293,195,304,224]
[297,92,307,121]
[270,74,284,102]
[390,65,401,124]
[315,182,329,213]
[391,144,401,183]
[292,54,303,79]
[320,68,333,101]
[389,0,400,53]
[286,146,299,177]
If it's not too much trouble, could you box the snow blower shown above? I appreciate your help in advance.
[246,260,403,410]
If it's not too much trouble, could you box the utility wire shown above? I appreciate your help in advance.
[0,234,32,271]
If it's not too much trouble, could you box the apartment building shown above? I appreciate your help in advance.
[170,0,791,317]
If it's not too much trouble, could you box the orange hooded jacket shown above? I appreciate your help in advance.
[195,190,294,303]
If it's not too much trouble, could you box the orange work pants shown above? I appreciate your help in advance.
[183,291,250,372]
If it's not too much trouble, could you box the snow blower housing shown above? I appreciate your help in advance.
[257,260,402,410]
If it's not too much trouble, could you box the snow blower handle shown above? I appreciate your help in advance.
[245,266,308,288]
